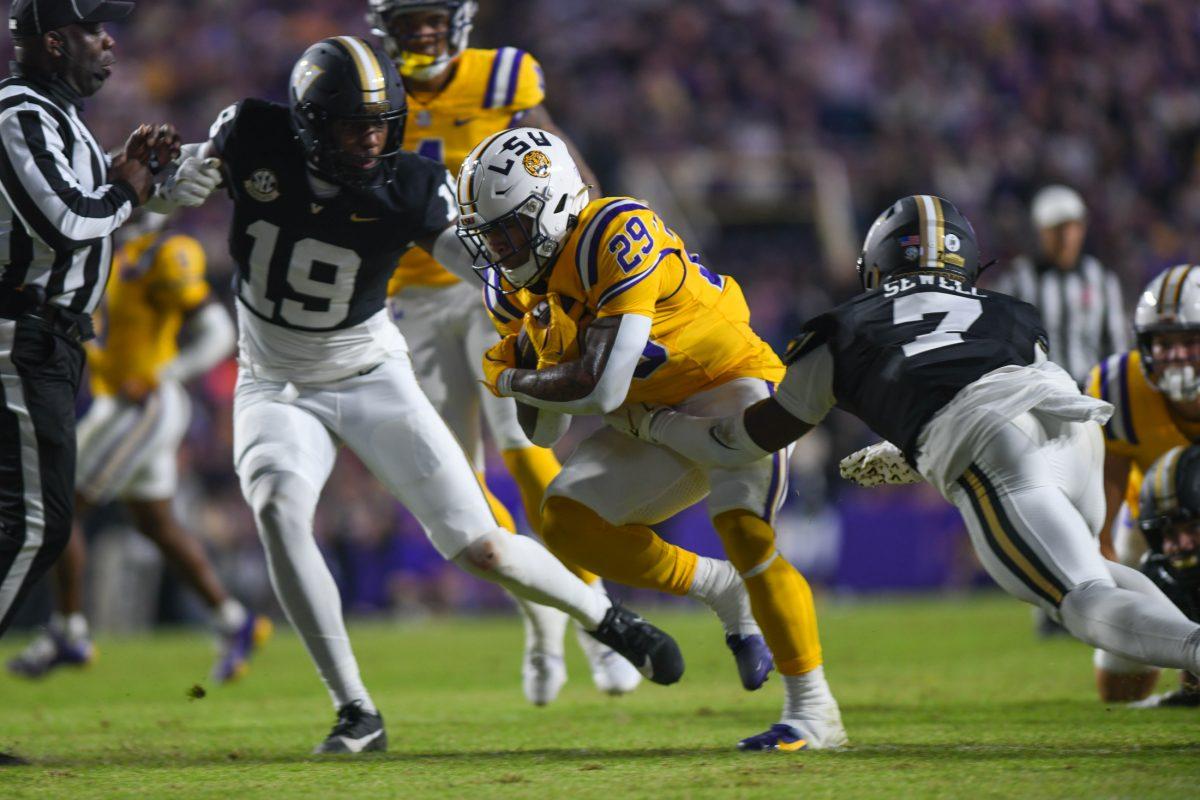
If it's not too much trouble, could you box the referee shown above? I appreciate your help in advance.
[0,1,174,764]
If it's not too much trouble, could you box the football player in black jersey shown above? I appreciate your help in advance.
[168,36,683,754]
[1105,445,1200,707]
[608,195,1200,746]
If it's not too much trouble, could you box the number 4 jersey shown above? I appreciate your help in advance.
[484,196,784,405]
[783,276,1050,461]
[210,99,456,381]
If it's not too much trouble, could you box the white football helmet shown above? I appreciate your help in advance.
[456,127,589,291]
[367,0,477,80]
[1135,264,1200,401]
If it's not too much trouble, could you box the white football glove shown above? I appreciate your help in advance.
[605,402,667,441]
[145,156,222,212]
[838,440,923,487]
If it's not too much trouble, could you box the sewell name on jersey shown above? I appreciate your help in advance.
[882,273,987,298]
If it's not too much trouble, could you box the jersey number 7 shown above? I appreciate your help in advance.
[893,293,983,357]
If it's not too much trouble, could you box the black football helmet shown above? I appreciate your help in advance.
[289,36,407,188]
[1138,445,1200,620]
[856,195,980,290]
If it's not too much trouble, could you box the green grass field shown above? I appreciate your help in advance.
[1,594,1198,799]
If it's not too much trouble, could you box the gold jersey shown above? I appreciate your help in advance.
[88,232,210,397]
[484,197,784,406]
[1085,348,1200,516]
[389,47,545,294]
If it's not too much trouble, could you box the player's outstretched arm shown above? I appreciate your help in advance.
[609,397,812,469]
[143,140,223,214]
[495,314,650,415]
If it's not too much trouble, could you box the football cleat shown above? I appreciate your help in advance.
[726,634,774,691]
[213,613,273,684]
[522,651,567,706]
[574,622,642,695]
[0,750,30,766]
[313,701,387,754]
[738,709,849,752]
[738,723,812,752]
[1129,688,1200,709]
[586,603,684,685]
[6,631,95,679]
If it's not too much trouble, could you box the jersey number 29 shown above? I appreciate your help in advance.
[893,293,983,357]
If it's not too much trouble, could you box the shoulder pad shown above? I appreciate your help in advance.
[1093,351,1139,445]
[783,317,832,365]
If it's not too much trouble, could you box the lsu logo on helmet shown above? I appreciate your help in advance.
[523,150,551,178]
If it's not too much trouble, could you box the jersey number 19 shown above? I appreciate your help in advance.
[242,220,362,329]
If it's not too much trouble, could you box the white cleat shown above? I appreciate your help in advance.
[574,621,642,695]
[522,651,567,706]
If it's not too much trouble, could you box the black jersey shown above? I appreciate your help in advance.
[788,274,1049,460]
[209,99,454,332]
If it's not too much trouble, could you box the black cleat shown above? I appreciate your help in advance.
[313,701,387,754]
[0,750,29,766]
[586,603,684,685]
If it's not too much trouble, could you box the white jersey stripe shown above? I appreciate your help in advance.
[490,48,518,110]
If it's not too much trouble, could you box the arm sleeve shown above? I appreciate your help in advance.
[502,313,651,415]
[429,223,478,283]
[158,301,236,383]
[646,406,771,468]
[774,344,837,425]
[0,104,136,250]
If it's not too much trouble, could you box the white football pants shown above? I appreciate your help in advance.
[946,411,1200,674]
[233,353,607,710]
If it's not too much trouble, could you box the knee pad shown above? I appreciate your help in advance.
[713,509,776,574]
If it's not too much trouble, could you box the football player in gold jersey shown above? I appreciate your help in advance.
[367,0,632,703]
[6,214,270,683]
[1084,263,1200,701]
[458,128,846,749]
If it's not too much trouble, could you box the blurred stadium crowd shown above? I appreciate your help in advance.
[7,0,1200,629]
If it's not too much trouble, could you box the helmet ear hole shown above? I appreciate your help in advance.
[554,194,568,214]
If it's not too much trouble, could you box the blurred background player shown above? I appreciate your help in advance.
[994,185,1127,387]
[367,0,634,702]
[1092,445,1200,708]
[992,186,1128,637]
[460,128,840,747]
[6,211,271,683]
[1086,264,1200,699]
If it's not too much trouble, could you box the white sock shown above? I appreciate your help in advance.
[453,531,611,630]
[51,612,90,642]
[781,666,837,723]
[213,599,248,637]
[686,557,760,636]
[248,472,375,714]
[515,597,568,658]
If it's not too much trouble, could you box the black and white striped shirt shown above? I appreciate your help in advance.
[991,253,1128,385]
[0,66,138,315]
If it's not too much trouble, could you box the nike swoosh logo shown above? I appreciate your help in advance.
[453,117,476,126]
[637,654,654,678]
[708,427,737,450]
[337,728,383,752]
[776,737,809,752]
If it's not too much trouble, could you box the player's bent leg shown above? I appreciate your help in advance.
[952,418,1200,675]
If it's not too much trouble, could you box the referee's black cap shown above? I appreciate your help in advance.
[9,0,134,37]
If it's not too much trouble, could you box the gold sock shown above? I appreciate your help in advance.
[542,496,696,595]
[713,509,823,675]
[502,447,599,585]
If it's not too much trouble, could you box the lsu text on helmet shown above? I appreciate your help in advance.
[1134,265,1200,402]
[455,127,589,292]
[367,0,477,80]
[856,195,980,290]
[289,36,407,189]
